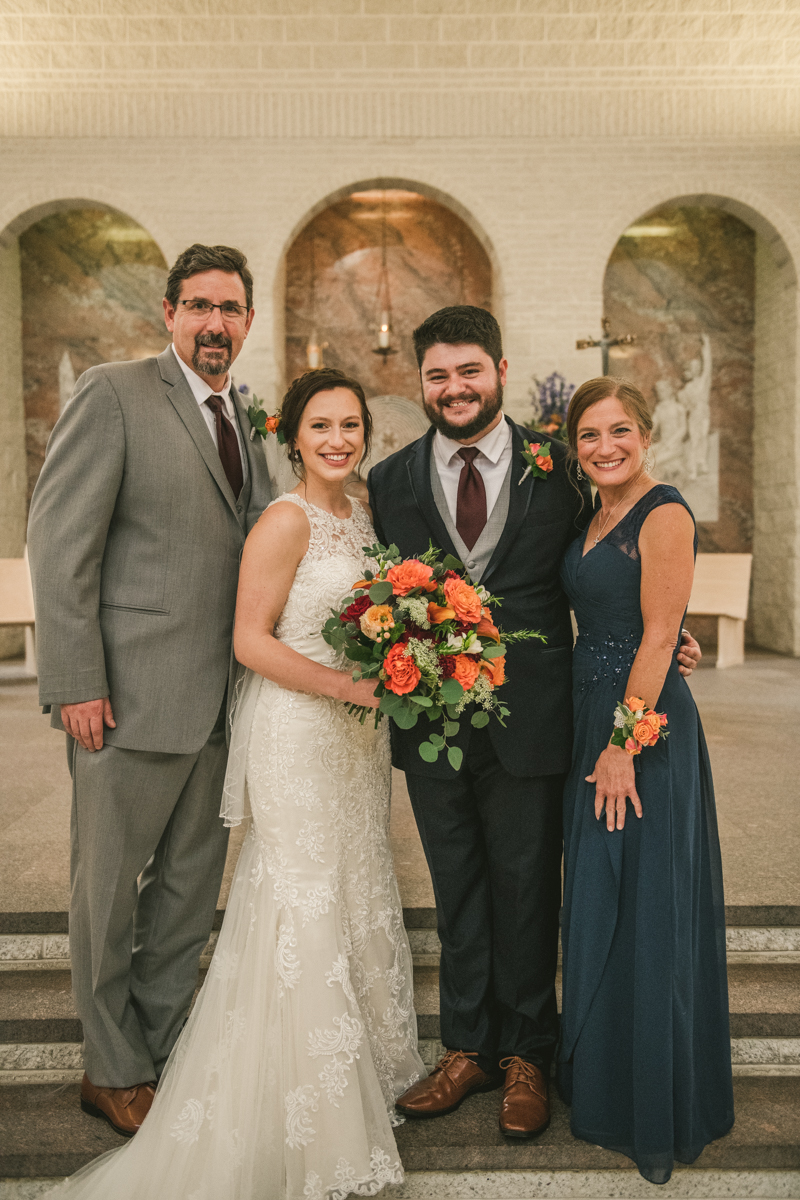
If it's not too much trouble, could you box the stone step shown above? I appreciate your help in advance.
[0,1077,798,1183]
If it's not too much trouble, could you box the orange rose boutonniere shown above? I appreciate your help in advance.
[519,439,554,486]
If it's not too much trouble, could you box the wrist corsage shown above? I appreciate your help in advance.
[610,695,668,756]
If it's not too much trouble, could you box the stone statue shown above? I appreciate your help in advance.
[651,378,688,487]
[677,333,712,481]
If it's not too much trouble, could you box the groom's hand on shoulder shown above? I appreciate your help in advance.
[677,629,702,677]
[61,697,116,752]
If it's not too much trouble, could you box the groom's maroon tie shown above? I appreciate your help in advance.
[456,447,487,550]
[205,394,243,498]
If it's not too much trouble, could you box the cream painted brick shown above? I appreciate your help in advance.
[675,39,732,66]
[732,0,795,10]
[414,0,468,13]
[104,0,208,14]
[520,0,571,11]
[311,0,361,10]
[51,0,103,11]
[20,16,74,40]
[259,43,311,66]
[180,17,235,41]
[154,43,259,69]
[364,42,416,68]
[51,44,104,69]
[311,42,366,67]
[572,0,619,10]
[103,43,156,69]
[576,41,623,66]
[545,16,598,41]
[1,0,49,11]
[703,15,751,39]
[74,17,126,42]
[364,0,406,12]
[437,15,493,40]
[336,16,388,41]
[674,0,727,8]
[597,14,653,40]
[0,43,50,67]
[126,17,181,42]
[625,39,679,65]
[284,15,336,41]
[494,15,546,40]
[466,0,517,10]
[0,17,21,40]
[650,14,705,39]
[469,42,522,68]
[232,17,285,41]
[521,40,571,65]
[761,12,800,36]
[415,42,467,65]
[730,39,785,63]
[783,37,800,62]
[388,16,440,41]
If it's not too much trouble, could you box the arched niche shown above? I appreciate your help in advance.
[0,201,168,660]
[282,182,494,406]
[601,196,799,656]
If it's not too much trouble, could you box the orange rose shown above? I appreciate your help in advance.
[360,604,394,641]
[643,711,662,734]
[633,719,658,747]
[444,578,483,624]
[528,442,541,454]
[475,607,500,643]
[625,737,642,756]
[383,643,421,695]
[428,601,456,624]
[480,654,506,688]
[386,559,434,596]
[625,696,646,714]
[535,454,553,473]
[452,654,481,691]
[265,415,280,434]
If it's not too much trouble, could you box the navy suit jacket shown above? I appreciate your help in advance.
[367,417,591,780]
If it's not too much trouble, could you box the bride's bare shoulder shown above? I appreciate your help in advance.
[246,497,310,552]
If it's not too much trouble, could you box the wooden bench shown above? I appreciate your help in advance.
[687,553,753,669]
[0,551,36,677]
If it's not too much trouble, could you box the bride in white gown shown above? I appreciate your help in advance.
[48,369,424,1199]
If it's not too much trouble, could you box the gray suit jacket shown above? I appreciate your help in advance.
[27,346,272,754]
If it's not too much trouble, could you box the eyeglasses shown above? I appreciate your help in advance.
[178,299,249,321]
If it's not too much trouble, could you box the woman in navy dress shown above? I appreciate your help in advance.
[558,377,734,1184]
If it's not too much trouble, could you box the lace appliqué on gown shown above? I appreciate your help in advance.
[45,493,423,1200]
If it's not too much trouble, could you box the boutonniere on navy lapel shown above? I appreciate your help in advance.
[519,439,554,485]
[239,386,284,444]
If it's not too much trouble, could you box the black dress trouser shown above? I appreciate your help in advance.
[405,724,564,1075]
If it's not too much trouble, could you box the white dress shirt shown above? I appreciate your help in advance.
[171,343,246,478]
[432,415,513,524]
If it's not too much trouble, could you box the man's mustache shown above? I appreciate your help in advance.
[195,333,232,352]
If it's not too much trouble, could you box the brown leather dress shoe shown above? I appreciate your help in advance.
[498,1056,551,1139]
[396,1051,500,1118]
[80,1073,157,1137]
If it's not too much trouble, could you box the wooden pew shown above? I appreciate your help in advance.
[687,553,753,669]
[0,551,36,677]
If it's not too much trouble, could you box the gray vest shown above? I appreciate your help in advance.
[429,449,512,582]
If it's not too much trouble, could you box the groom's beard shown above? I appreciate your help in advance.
[193,332,232,377]
[422,380,504,442]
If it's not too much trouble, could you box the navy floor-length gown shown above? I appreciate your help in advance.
[558,485,734,1184]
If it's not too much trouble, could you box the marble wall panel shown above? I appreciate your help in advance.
[603,205,755,556]
[284,189,492,406]
[20,208,169,505]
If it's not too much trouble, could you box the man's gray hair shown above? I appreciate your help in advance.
[165,244,254,310]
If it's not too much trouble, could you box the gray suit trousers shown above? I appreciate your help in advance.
[67,707,229,1087]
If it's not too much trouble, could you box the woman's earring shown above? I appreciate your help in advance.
[644,447,653,473]
[577,463,585,480]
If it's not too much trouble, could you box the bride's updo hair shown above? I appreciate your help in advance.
[566,376,653,458]
[281,368,373,479]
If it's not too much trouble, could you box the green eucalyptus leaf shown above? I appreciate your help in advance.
[443,720,460,737]
[442,554,464,571]
[429,733,445,749]
[368,580,394,604]
[392,705,420,730]
[418,741,439,763]
[482,643,506,660]
[440,678,465,705]
[447,746,464,772]
[471,711,490,728]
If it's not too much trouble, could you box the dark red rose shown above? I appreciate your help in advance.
[444,569,459,580]
[341,595,372,624]
[440,655,457,679]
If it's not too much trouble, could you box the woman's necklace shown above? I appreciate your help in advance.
[592,474,646,547]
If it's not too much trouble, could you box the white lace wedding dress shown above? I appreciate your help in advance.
[48,494,424,1200]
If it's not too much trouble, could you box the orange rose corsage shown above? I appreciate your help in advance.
[610,695,669,756]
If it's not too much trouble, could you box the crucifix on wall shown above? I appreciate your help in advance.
[576,317,637,375]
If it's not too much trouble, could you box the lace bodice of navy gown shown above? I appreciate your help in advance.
[561,484,697,696]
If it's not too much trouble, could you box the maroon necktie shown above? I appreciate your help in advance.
[205,394,244,499]
[456,447,487,550]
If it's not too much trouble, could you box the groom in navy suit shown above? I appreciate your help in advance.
[368,307,700,1138]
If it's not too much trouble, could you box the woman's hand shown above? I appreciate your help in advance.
[586,744,643,831]
[347,676,381,709]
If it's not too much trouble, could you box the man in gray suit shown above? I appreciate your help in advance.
[27,244,272,1136]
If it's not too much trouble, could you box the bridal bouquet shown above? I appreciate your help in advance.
[321,543,545,771]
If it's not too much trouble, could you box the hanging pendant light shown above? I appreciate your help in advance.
[305,232,327,370]
[373,192,397,362]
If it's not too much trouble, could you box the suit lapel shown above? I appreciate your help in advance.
[481,419,536,586]
[230,383,256,519]
[406,429,461,562]
[158,347,240,521]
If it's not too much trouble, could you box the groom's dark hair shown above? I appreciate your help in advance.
[412,306,503,370]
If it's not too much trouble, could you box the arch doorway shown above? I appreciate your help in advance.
[283,187,492,405]
[0,203,167,661]
[601,199,798,656]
